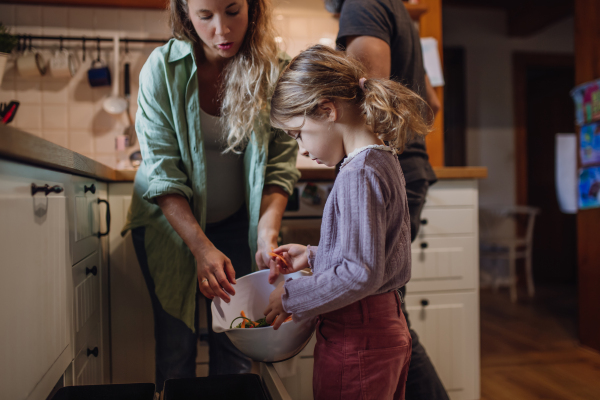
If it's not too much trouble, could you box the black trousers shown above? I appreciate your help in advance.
[402,179,450,400]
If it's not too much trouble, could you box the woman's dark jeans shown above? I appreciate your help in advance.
[131,207,253,393]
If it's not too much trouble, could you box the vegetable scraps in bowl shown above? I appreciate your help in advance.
[230,310,292,329]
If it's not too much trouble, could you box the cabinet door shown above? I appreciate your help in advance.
[71,176,99,265]
[73,321,102,386]
[72,252,101,358]
[404,292,480,400]
[0,163,71,400]
[407,236,477,292]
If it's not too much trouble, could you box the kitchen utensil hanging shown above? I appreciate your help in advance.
[103,35,128,114]
[87,38,111,87]
[17,36,47,77]
[122,39,136,146]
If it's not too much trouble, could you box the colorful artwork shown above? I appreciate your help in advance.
[580,122,600,165]
[571,79,600,126]
[578,166,600,209]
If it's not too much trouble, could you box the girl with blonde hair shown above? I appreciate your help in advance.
[122,0,299,393]
[265,44,431,400]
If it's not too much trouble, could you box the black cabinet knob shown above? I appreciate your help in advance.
[420,242,428,249]
[87,347,99,357]
[86,266,98,276]
[84,184,96,194]
[421,299,429,307]
[31,183,64,196]
[420,219,428,225]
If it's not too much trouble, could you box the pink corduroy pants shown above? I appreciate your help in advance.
[313,291,412,400]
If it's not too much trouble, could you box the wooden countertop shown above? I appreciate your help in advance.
[0,125,487,182]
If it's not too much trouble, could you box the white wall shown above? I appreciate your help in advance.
[443,6,574,207]
[0,3,337,169]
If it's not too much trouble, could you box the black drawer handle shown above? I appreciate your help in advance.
[421,299,429,307]
[97,199,111,237]
[420,219,428,225]
[84,184,96,194]
[31,183,64,196]
[86,265,98,276]
[420,242,428,249]
[87,347,99,357]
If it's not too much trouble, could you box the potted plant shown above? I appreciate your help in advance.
[0,22,18,85]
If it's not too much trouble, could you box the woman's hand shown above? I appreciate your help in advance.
[264,282,291,330]
[271,244,308,274]
[256,237,280,284]
[195,243,237,303]
[155,194,236,303]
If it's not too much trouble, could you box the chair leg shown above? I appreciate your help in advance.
[509,248,517,303]
[491,257,500,292]
[526,251,535,297]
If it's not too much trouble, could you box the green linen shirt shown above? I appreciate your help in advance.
[122,39,300,331]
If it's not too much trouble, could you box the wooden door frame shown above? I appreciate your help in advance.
[513,52,575,206]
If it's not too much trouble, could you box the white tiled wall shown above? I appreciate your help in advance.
[0,4,338,169]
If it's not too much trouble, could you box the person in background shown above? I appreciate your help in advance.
[323,0,449,399]
[265,44,432,400]
[121,0,300,395]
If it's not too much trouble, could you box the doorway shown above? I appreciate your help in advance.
[513,52,577,285]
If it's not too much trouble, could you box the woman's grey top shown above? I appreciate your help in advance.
[282,147,412,321]
[200,108,245,223]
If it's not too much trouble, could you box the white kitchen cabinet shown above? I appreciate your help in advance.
[0,159,109,399]
[97,183,111,384]
[0,160,72,400]
[72,252,101,359]
[404,292,479,400]
[405,179,480,400]
[73,321,102,386]
[70,176,100,265]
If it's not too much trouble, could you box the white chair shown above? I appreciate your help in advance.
[479,206,540,302]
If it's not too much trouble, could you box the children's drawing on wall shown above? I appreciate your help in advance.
[571,79,600,126]
[579,166,600,209]
[580,121,600,166]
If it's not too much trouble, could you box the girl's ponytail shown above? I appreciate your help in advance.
[270,44,432,152]
[361,78,432,153]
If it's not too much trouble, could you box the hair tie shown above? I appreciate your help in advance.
[359,77,367,91]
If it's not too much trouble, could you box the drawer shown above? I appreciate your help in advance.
[406,236,477,292]
[72,177,100,265]
[72,252,101,355]
[403,291,479,399]
[73,320,102,386]
[424,180,478,208]
[418,208,476,237]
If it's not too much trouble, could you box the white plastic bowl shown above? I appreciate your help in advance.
[211,269,316,362]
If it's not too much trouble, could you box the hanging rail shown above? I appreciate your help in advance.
[15,34,170,45]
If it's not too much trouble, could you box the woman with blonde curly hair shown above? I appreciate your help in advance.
[121,0,299,393]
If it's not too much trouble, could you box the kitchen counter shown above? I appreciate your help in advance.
[0,125,487,182]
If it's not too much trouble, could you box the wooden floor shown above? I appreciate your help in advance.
[480,285,600,400]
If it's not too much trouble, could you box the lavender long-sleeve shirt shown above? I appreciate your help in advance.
[282,147,411,321]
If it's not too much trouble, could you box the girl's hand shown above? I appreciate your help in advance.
[256,237,280,284]
[195,244,236,303]
[264,282,291,330]
[271,244,308,274]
